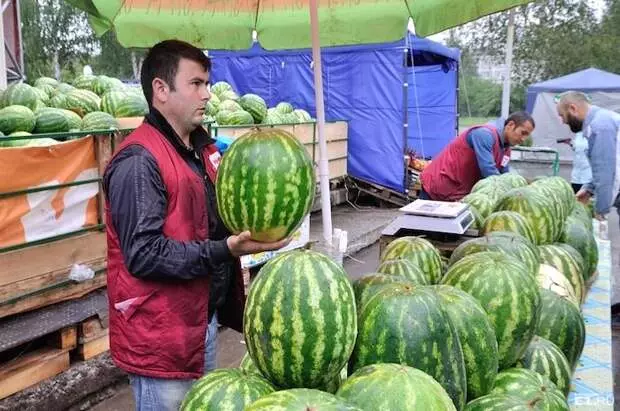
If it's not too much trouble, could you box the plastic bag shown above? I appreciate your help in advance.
[69,263,95,282]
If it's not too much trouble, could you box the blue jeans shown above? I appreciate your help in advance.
[128,312,219,411]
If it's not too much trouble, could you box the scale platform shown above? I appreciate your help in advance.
[382,199,475,237]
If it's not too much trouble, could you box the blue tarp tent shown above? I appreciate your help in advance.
[209,34,460,193]
[526,68,620,160]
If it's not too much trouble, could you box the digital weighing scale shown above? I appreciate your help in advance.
[381,199,475,237]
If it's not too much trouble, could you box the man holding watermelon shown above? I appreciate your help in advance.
[102,40,289,410]
[557,91,620,222]
[419,112,535,201]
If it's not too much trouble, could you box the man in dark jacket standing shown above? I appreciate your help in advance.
[103,40,289,410]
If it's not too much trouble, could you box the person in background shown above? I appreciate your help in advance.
[557,91,620,221]
[419,112,535,201]
[559,131,592,194]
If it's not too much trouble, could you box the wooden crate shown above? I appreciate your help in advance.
[76,316,110,361]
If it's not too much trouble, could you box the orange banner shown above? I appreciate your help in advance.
[0,137,100,248]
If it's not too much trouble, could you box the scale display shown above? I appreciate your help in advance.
[382,199,475,236]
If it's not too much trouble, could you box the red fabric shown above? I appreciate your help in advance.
[105,123,243,379]
[420,125,510,201]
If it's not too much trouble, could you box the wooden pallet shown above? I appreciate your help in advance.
[76,316,109,361]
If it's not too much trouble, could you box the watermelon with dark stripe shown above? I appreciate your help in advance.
[515,336,572,397]
[62,109,83,131]
[100,90,148,117]
[243,250,357,389]
[336,364,456,411]
[32,87,51,105]
[216,128,315,242]
[470,175,511,195]
[465,393,534,410]
[486,368,568,410]
[239,94,268,123]
[293,109,313,122]
[227,110,255,125]
[0,105,36,134]
[263,109,285,125]
[434,285,499,401]
[379,236,443,284]
[217,99,243,113]
[538,244,585,304]
[570,202,593,231]
[494,187,558,244]
[462,192,498,229]
[92,75,125,96]
[65,89,101,117]
[218,90,239,102]
[480,210,537,244]
[350,284,467,410]
[211,81,232,96]
[34,77,60,88]
[48,93,68,109]
[56,83,76,94]
[448,232,540,278]
[376,259,429,285]
[3,83,39,111]
[560,216,598,283]
[537,264,579,307]
[180,368,275,411]
[215,110,234,126]
[81,111,120,131]
[351,274,414,309]
[276,102,295,114]
[34,108,70,133]
[72,75,97,91]
[535,289,585,372]
[441,252,541,369]
[246,388,362,411]
[532,176,575,214]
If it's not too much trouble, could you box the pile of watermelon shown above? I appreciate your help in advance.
[181,166,597,409]
[0,75,147,147]
[206,80,314,126]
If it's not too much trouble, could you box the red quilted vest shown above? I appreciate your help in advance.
[420,125,510,201]
[105,123,244,379]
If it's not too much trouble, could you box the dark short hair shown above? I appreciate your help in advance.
[140,39,211,107]
[505,111,535,128]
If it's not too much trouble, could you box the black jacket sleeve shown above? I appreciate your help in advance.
[103,145,234,281]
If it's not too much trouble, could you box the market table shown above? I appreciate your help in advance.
[568,220,614,410]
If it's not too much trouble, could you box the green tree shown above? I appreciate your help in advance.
[89,31,146,80]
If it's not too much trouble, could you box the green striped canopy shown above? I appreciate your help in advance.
[67,0,532,50]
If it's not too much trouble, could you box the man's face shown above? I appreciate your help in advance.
[504,120,534,146]
[557,103,584,133]
[166,58,211,131]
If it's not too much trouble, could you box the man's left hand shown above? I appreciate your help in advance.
[595,213,607,221]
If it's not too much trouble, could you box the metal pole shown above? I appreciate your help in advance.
[501,9,515,119]
[309,0,333,245]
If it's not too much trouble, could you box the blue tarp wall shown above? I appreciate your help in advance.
[210,34,460,192]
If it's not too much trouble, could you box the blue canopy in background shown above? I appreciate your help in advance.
[526,68,620,113]
[210,33,460,193]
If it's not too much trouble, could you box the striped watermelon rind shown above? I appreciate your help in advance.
[3,83,39,111]
[227,110,255,125]
[380,236,443,284]
[239,94,268,123]
[276,102,294,114]
[515,336,572,398]
[481,210,537,245]
[434,285,499,401]
[65,89,101,117]
[246,388,362,410]
[375,259,429,285]
[0,105,36,134]
[535,289,585,372]
[180,368,275,411]
[560,216,598,282]
[350,284,467,410]
[537,263,579,307]
[81,111,120,131]
[538,244,585,305]
[216,128,315,242]
[351,273,414,309]
[491,367,569,410]
[441,251,541,369]
[34,108,70,133]
[462,192,498,229]
[243,250,357,389]
[336,363,457,410]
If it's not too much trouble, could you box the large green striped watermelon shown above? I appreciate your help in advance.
[470,175,511,196]
[498,173,528,189]
[480,210,536,244]
[180,368,275,411]
[32,87,51,105]
[244,250,357,389]
[441,252,540,369]
[3,83,39,111]
[81,111,120,131]
[239,94,268,123]
[227,110,255,125]
[240,352,262,376]
[376,259,429,285]
[434,285,499,401]
[465,393,534,410]
[276,102,295,114]
[537,264,579,307]
[535,289,585,372]
[218,99,243,113]
[488,368,568,410]
[379,236,443,284]
[56,82,76,94]
[62,109,82,131]
[246,388,362,411]
[0,105,36,134]
[293,109,313,122]
[215,110,234,125]
[336,364,456,410]
[34,77,60,88]
[350,284,467,410]
[48,93,69,109]
[211,81,232,96]
[219,90,239,102]
[263,110,286,125]
[216,128,315,242]
[65,89,101,117]
[515,336,572,397]
[100,90,148,117]
[570,202,593,231]
[560,216,598,283]
[462,192,498,229]
[35,84,57,100]
[72,75,97,91]
[34,108,70,133]
[206,93,221,115]
[351,274,414,309]
[532,176,575,214]
[92,75,125,96]
[448,232,540,278]
[538,244,585,304]
[494,187,559,244]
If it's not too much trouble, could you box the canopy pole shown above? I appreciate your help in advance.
[309,0,333,246]
[501,8,515,119]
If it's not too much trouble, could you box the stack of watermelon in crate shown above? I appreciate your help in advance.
[180,112,595,409]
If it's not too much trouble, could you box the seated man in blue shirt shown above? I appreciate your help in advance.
[557,91,620,221]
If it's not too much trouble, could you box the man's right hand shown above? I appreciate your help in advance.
[575,188,592,204]
[226,231,292,257]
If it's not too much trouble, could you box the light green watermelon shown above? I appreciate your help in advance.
[0,105,36,134]
[515,336,572,397]
[560,215,598,283]
[351,273,415,309]
[276,102,294,114]
[246,389,362,411]
[538,244,585,305]
[34,108,70,133]
[379,236,443,284]
[376,259,429,285]
[80,111,120,131]
[481,210,537,245]
[239,94,268,123]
